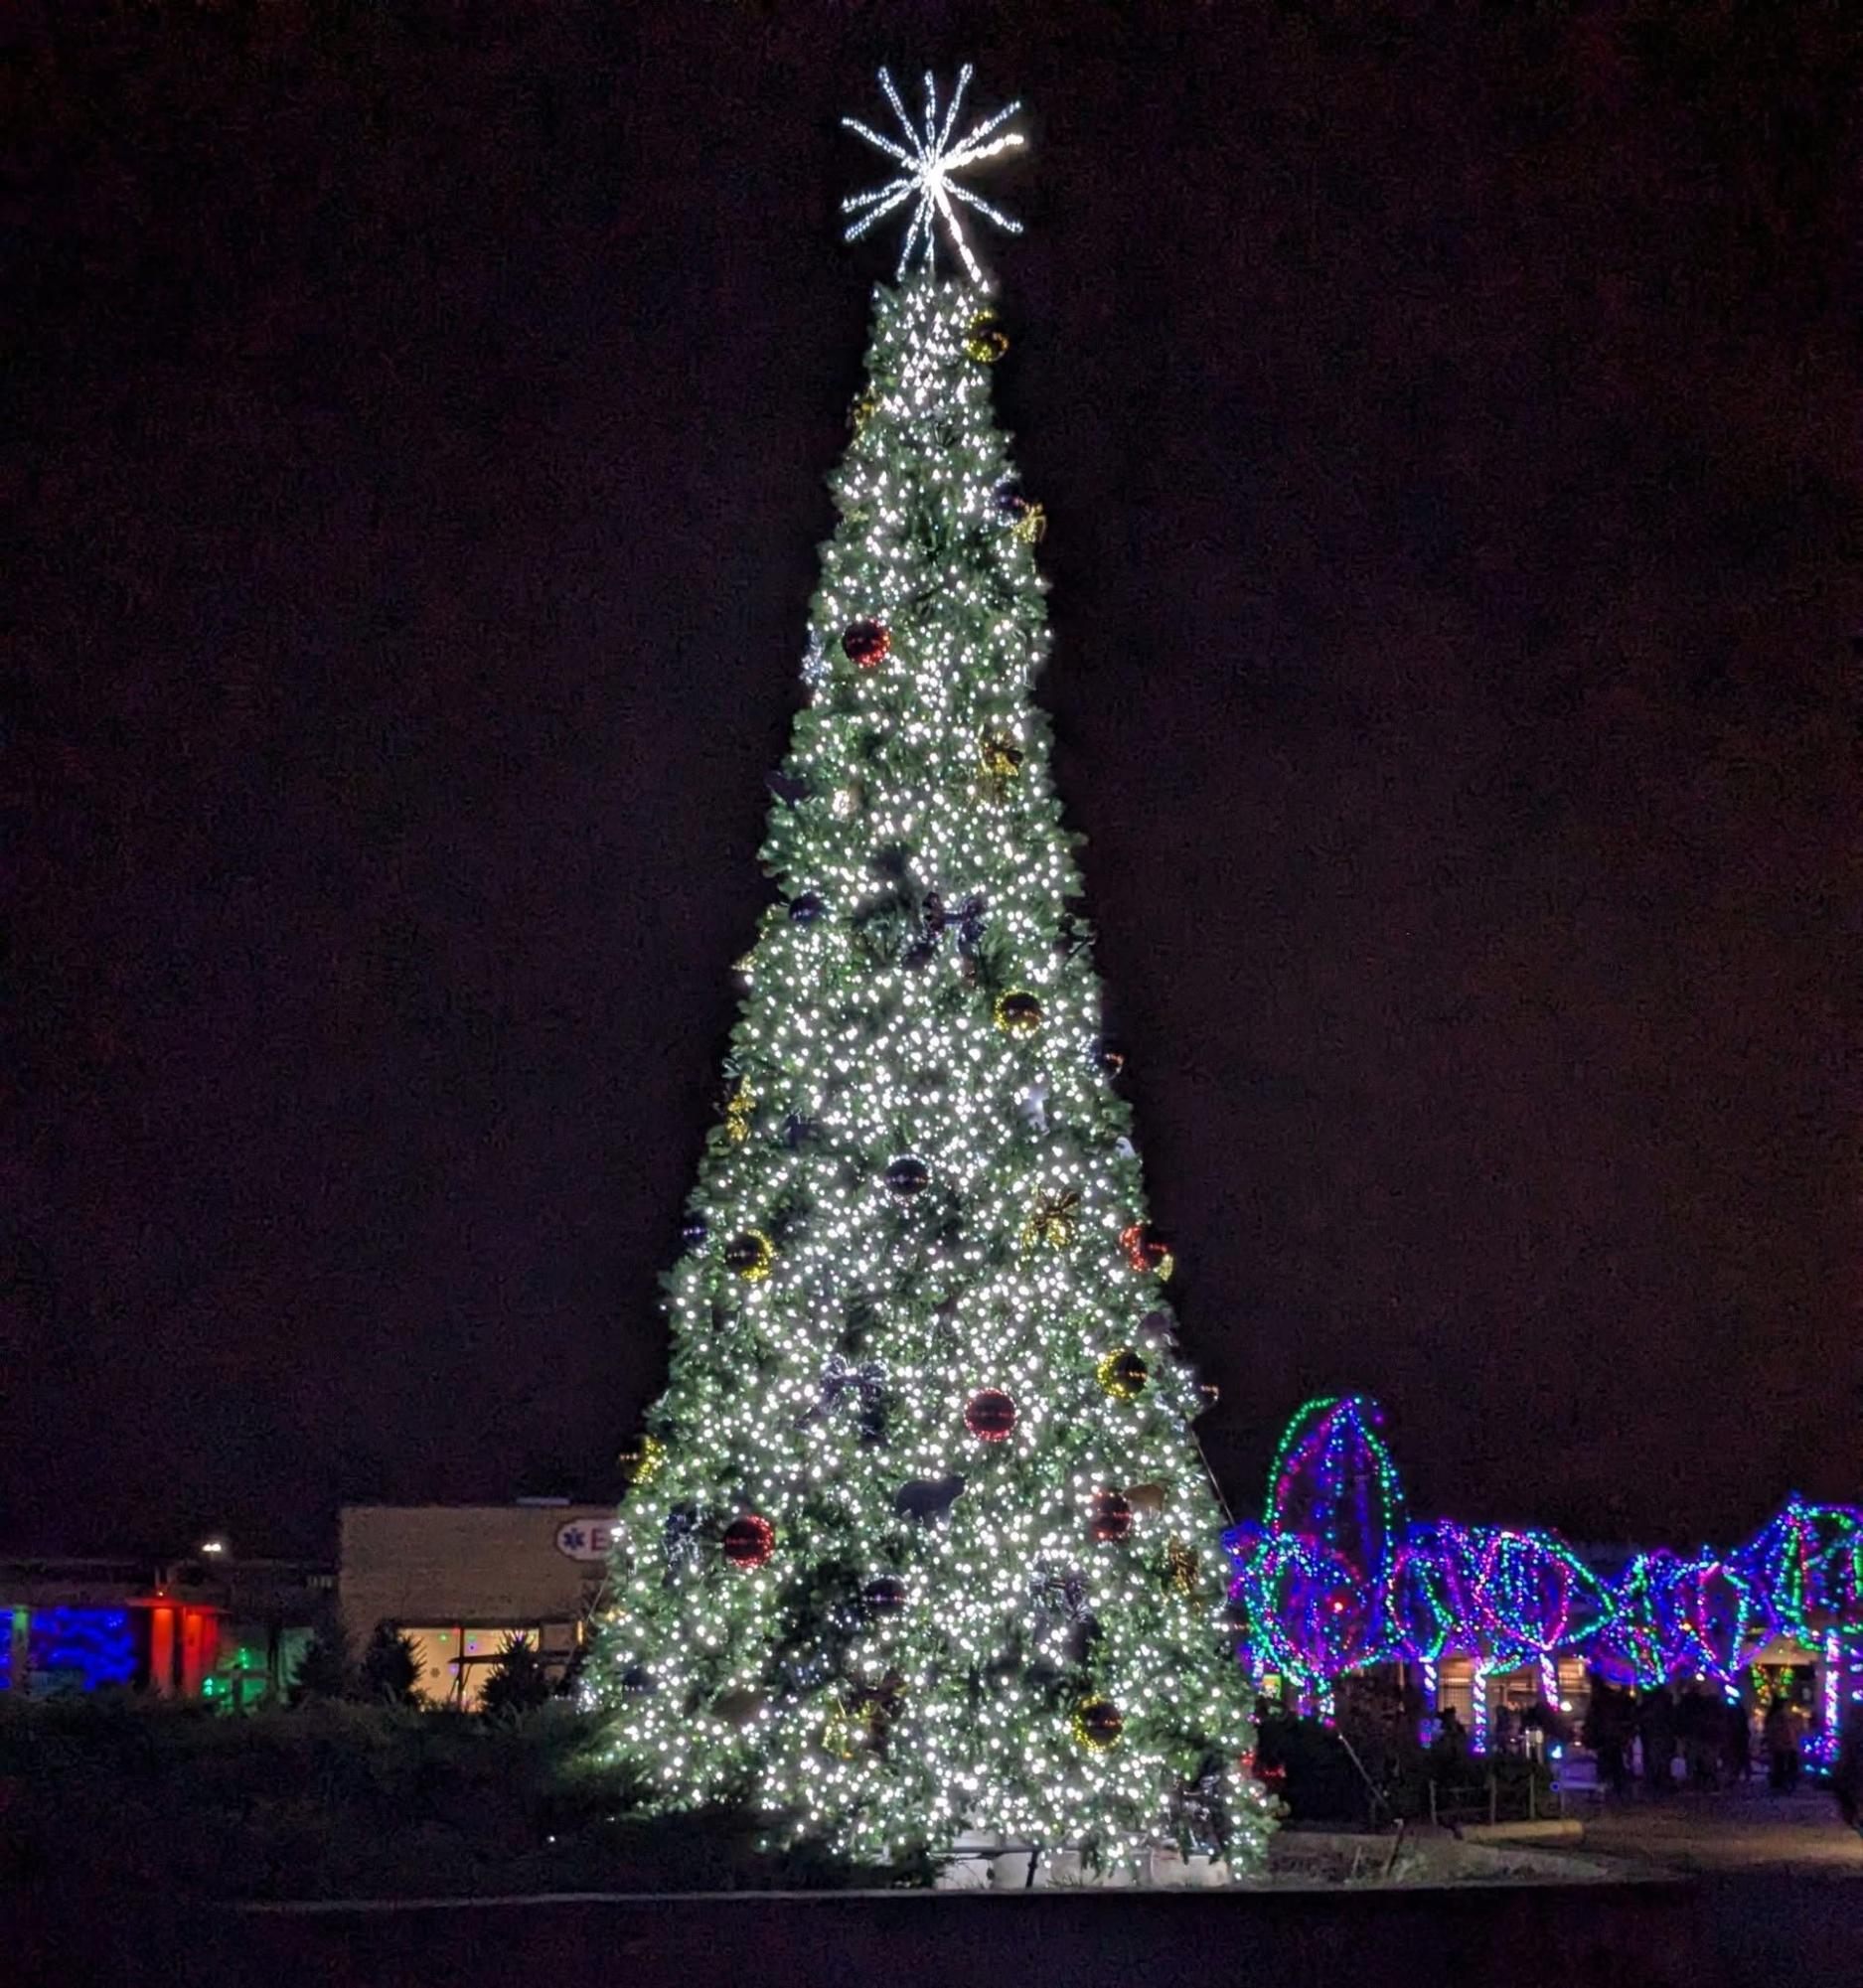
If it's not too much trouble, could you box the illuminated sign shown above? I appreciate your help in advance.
[553,1519,619,1563]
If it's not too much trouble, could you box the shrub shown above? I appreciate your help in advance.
[356,1621,422,1708]
[286,1628,350,1705]
[479,1635,551,1721]
[0,1696,919,1901]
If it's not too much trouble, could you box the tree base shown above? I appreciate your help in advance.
[933,1835,1237,1890]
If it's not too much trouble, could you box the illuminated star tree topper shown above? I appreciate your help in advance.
[842,65,1025,285]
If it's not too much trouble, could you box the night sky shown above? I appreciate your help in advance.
[9,3,1860,1561]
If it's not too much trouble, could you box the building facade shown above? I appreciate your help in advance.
[338,1501,616,1708]
[0,1554,329,1706]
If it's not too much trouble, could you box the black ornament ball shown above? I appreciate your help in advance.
[965,1389,1018,1442]
[843,618,892,670]
[995,481,1029,521]
[721,1513,775,1569]
[884,1155,930,1198]
[681,1215,708,1251]
[862,1576,908,1616]
[1095,1039,1128,1079]
[789,892,825,926]
[622,1665,655,1696]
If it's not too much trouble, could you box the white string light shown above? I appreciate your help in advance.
[842,65,1025,285]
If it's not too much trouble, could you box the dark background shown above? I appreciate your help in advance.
[7,1,1859,1560]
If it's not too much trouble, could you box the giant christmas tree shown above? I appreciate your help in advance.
[594,69,1272,1874]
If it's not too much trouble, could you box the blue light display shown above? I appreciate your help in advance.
[28,1607,137,1692]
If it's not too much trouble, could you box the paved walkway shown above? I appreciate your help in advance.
[1569,1784,1863,1874]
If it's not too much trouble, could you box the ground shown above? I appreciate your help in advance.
[18,1832,1863,1988]
[1568,1782,1863,1875]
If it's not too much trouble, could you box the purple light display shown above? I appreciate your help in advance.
[1228,1400,1862,1754]
[1593,1550,1758,1693]
[1226,1396,1407,1711]
[1738,1496,1861,1643]
[1466,1528,1613,1670]
[1391,1521,1486,1663]
[1664,1555,1759,1689]
[1228,1527,1378,1712]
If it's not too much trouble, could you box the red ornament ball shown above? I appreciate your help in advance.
[843,618,891,670]
[1119,1222,1174,1280]
[964,1389,1018,1442]
[721,1513,775,1568]
[1090,1491,1134,1543]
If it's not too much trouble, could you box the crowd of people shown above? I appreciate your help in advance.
[1582,1675,1770,1792]
[1423,1671,1862,1829]
[1576,1672,1863,1832]
[1254,1667,1863,1838]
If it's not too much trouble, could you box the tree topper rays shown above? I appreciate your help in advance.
[842,66,1024,286]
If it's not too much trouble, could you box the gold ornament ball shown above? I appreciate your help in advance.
[965,312,1010,364]
[1096,1346,1149,1400]
[848,393,877,434]
[979,732,1024,780]
[1073,1698,1125,1750]
[822,1700,861,1759]
[1166,1538,1199,1596]
[994,989,1043,1035]
[620,1435,666,1486]
[724,1230,776,1281]
[1021,1190,1080,1251]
